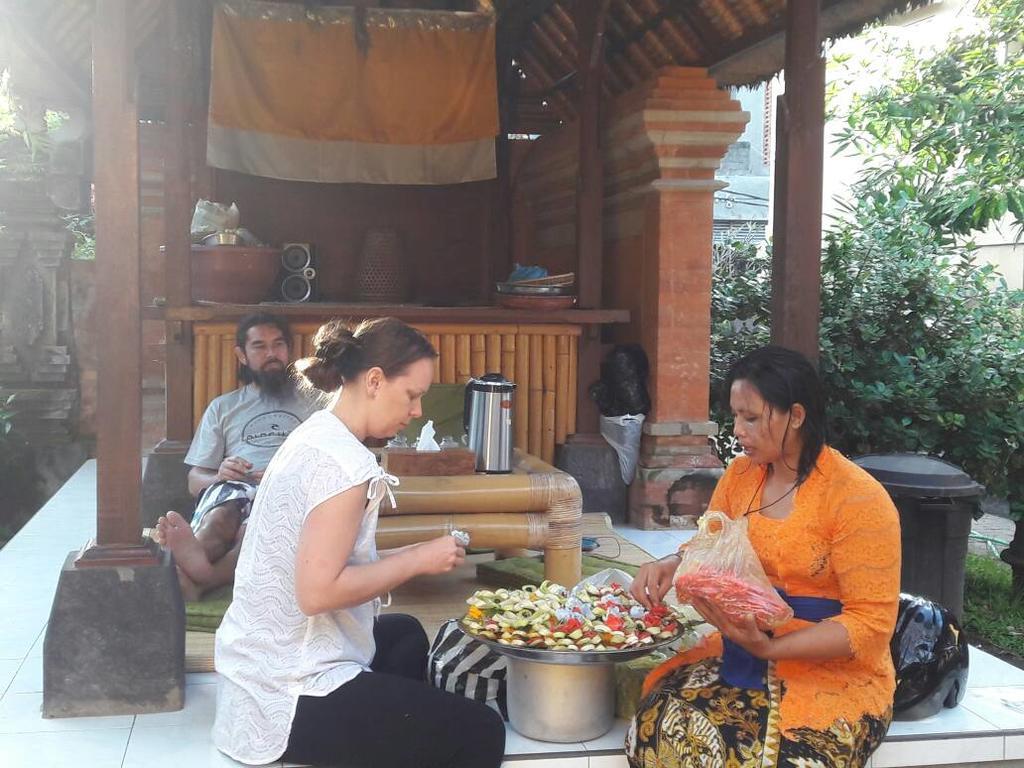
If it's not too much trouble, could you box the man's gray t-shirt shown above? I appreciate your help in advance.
[185,385,319,472]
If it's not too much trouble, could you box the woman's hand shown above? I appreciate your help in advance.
[414,535,466,575]
[630,555,680,609]
[690,596,775,660]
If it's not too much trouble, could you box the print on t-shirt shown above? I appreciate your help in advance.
[243,410,304,449]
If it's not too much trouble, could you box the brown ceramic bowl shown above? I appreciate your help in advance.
[190,245,281,304]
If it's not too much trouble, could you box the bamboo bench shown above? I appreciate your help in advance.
[377,450,583,587]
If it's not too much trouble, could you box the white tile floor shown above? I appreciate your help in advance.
[2,460,1024,768]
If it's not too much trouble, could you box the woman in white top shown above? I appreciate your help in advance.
[213,317,506,767]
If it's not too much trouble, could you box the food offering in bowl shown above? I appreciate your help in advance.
[461,580,684,653]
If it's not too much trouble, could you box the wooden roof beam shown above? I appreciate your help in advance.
[603,8,657,81]
[673,1,729,59]
[496,0,561,132]
[615,0,676,68]
[520,48,575,120]
[552,1,636,92]
[549,3,578,45]
[704,0,746,38]
[531,16,578,84]
[635,0,701,62]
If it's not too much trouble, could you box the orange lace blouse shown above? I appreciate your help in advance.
[644,447,902,734]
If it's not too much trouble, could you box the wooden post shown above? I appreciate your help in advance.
[572,0,610,434]
[770,0,825,364]
[162,0,195,443]
[87,0,151,558]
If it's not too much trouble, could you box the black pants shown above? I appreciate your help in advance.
[281,614,506,768]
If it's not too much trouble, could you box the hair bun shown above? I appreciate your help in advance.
[314,326,359,362]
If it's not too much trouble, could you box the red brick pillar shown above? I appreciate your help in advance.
[602,68,747,529]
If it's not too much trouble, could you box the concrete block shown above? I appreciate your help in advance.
[628,466,723,530]
[556,433,628,522]
[43,545,185,718]
[642,420,719,437]
[141,440,194,529]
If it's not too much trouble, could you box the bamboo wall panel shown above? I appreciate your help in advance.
[192,321,581,463]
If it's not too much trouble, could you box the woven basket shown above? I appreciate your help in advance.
[357,228,409,302]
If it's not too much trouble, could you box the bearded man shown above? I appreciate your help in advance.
[155,312,317,599]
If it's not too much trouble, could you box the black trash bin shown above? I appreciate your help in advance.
[853,454,984,621]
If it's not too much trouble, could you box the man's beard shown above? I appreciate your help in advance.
[248,363,293,398]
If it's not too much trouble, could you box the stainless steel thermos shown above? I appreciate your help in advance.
[464,373,516,473]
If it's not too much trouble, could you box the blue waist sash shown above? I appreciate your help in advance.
[719,588,842,690]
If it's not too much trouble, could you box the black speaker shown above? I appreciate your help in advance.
[278,243,317,302]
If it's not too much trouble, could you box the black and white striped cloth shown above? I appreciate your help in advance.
[189,480,257,534]
[427,620,508,720]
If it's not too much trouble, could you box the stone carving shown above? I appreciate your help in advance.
[0,137,81,444]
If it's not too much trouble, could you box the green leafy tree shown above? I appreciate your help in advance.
[832,0,1024,237]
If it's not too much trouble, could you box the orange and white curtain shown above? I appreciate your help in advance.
[207,0,498,185]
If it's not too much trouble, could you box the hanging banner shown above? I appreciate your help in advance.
[207,0,498,185]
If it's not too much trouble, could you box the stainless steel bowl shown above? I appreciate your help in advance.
[495,282,574,296]
[473,632,680,665]
[201,230,241,246]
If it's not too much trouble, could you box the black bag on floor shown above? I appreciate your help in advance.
[427,619,508,720]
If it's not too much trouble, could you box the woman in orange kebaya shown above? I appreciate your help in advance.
[627,345,901,768]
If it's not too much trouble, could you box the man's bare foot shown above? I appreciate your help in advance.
[157,511,215,587]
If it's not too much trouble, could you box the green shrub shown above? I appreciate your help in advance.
[710,215,1024,517]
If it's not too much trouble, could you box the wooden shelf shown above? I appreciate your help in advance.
[150,302,630,325]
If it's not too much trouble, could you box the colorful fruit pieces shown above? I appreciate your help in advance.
[460,580,687,652]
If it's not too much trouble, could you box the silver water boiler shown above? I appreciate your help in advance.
[464,373,516,473]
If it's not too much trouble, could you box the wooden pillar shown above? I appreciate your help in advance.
[162,0,195,443]
[88,0,150,556]
[572,0,610,434]
[770,1,825,364]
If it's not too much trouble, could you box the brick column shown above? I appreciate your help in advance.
[602,68,747,529]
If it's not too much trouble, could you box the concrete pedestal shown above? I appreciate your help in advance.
[628,422,722,530]
[140,439,193,529]
[556,433,627,522]
[43,544,185,718]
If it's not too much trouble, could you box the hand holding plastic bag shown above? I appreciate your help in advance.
[673,511,793,630]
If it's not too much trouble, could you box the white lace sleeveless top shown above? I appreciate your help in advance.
[212,409,398,765]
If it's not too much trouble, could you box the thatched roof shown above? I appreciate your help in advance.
[0,0,931,133]
[500,0,933,132]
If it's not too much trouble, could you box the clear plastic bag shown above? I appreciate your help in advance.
[599,413,645,485]
[570,567,634,600]
[190,199,240,239]
[673,511,793,629]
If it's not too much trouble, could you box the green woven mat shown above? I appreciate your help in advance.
[185,584,232,634]
[474,554,639,591]
[615,653,671,719]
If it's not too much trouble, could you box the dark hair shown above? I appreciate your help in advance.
[235,312,291,384]
[723,345,826,484]
[294,317,437,393]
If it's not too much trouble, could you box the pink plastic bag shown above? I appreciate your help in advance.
[673,511,793,630]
